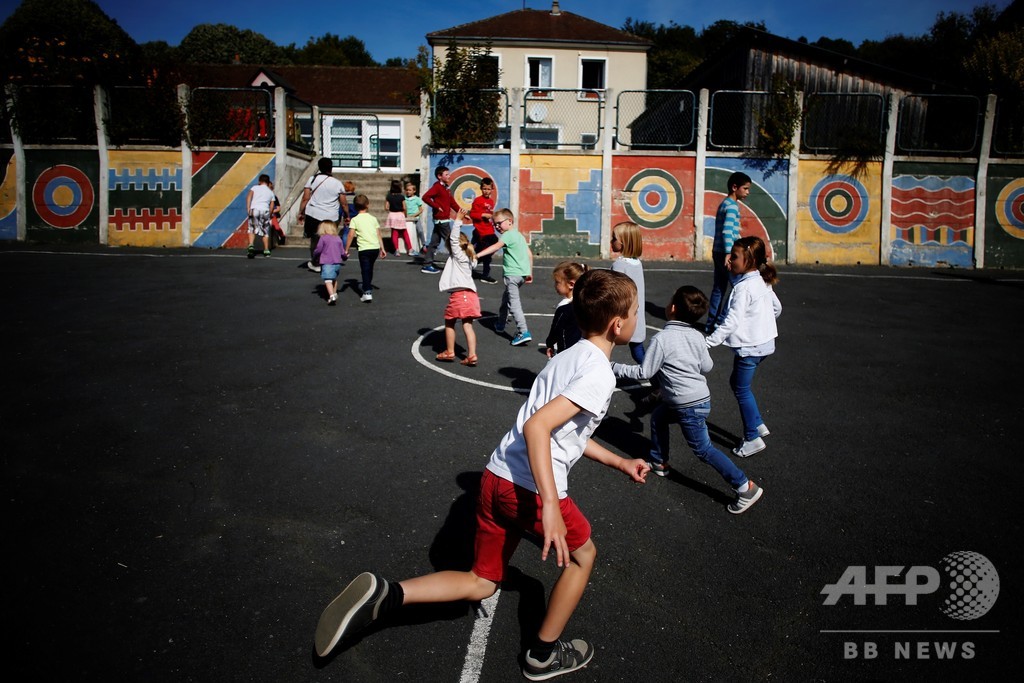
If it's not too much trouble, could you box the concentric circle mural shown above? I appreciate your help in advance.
[623,169,683,229]
[32,165,95,229]
[809,175,869,234]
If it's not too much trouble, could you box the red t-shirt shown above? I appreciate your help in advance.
[470,195,496,237]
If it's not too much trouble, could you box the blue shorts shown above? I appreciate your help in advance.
[321,264,340,281]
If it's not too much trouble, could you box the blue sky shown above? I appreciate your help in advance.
[0,0,1014,63]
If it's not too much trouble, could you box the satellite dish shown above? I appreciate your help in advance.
[528,103,548,123]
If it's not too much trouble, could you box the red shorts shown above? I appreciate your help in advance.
[472,469,592,583]
[444,290,481,320]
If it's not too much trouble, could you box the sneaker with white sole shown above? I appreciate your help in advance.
[647,461,669,477]
[728,481,763,514]
[314,572,389,657]
[523,638,594,681]
[511,331,533,346]
[732,437,766,457]
[757,423,770,438]
[307,260,321,273]
[327,294,337,306]
[360,292,373,303]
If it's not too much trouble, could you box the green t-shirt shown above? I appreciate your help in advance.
[350,212,381,250]
[499,229,531,278]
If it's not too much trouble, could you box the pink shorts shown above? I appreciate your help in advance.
[444,290,481,320]
[472,469,592,583]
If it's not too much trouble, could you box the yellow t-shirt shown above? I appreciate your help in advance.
[350,212,381,250]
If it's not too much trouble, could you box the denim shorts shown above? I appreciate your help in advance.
[320,264,340,281]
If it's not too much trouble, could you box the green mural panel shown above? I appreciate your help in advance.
[24,148,100,243]
[985,164,1024,269]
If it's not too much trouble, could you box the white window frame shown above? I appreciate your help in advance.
[322,115,403,171]
[578,57,606,99]
[526,55,554,94]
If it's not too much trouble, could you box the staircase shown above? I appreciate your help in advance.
[280,170,423,244]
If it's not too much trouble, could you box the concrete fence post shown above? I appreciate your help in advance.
[974,93,998,269]
[694,88,709,262]
[94,84,109,245]
[178,84,192,246]
[879,92,901,265]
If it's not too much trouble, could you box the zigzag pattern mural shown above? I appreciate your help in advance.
[108,151,184,247]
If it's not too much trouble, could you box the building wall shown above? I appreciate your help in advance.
[985,164,1024,269]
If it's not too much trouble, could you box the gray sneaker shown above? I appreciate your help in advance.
[523,638,594,681]
[728,481,764,515]
[314,572,389,657]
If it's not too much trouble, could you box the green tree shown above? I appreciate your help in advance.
[291,33,377,66]
[622,18,702,88]
[427,41,502,149]
[0,0,140,85]
[178,23,288,64]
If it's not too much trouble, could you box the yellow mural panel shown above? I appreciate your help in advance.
[520,154,601,206]
[191,152,271,245]
[0,154,17,218]
[795,160,882,265]
[107,150,184,248]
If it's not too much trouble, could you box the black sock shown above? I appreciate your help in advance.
[531,637,556,660]
[380,580,404,616]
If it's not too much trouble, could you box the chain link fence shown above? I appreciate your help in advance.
[107,85,182,146]
[992,95,1024,157]
[897,94,981,155]
[12,85,96,144]
[802,92,885,154]
[431,88,509,148]
[522,89,603,149]
[187,87,273,148]
[615,90,695,149]
[285,94,315,153]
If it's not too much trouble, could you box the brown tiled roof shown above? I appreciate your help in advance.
[179,64,420,109]
[427,7,650,48]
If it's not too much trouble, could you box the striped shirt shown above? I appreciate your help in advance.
[713,197,741,253]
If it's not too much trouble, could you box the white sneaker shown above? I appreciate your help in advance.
[327,294,337,306]
[757,423,770,438]
[732,437,766,458]
[307,260,321,273]
[360,292,373,303]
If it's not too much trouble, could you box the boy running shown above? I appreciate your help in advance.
[314,269,650,680]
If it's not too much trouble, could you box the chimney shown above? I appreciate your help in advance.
[551,1,561,15]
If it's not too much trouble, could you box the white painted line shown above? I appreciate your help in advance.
[411,314,650,394]
[459,589,501,683]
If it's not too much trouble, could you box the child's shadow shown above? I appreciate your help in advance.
[646,301,667,322]
[497,366,537,393]
[596,416,734,505]
[707,421,741,451]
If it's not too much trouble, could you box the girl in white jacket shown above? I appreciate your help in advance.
[436,209,480,366]
[706,236,781,457]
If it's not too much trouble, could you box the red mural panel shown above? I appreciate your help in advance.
[611,156,696,260]
[518,168,555,241]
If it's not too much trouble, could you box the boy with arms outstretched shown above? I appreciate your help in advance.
[314,269,650,680]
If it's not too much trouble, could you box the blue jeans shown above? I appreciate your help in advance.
[499,276,528,334]
[730,354,767,441]
[357,249,378,293]
[629,341,646,364]
[706,251,730,331]
[650,401,747,489]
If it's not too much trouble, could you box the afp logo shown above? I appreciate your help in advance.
[821,551,1000,620]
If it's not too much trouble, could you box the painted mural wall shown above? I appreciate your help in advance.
[191,151,275,248]
[890,162,975,268]
[108,151,184,248]
[703,158,789,262]
[796,160,882,265]
[519,154,602,258]
[984,164,1024,269]
[612,155,696,260]
[0,149,15,240]
[24,149,100,243]
[429,152,512,242]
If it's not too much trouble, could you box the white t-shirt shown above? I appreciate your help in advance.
[303,174,345,221]
[611,256,646,343]
[486,339,615,499]
[248,184,275,214]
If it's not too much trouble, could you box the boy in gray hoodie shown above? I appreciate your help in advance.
[612,286,763,515]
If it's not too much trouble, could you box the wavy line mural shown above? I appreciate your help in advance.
[890,163,975,267]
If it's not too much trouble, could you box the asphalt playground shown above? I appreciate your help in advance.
[3,243,1021,682]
